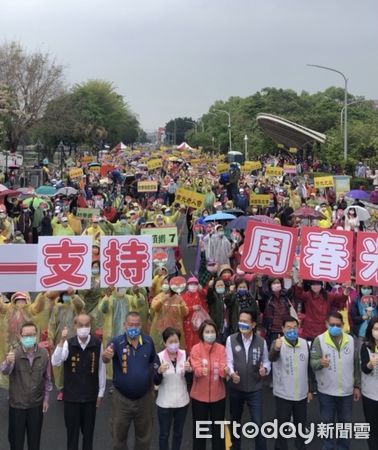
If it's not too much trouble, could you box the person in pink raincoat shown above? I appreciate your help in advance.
[182,277,208,353]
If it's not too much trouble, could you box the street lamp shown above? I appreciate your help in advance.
[244,134,248,161]
[214,109,232,151]
[307,64,348,161]
[58,140,65,175]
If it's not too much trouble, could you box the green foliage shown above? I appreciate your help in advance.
[183,87,378,169]
[32,80,141,147]
[165,117,195,144]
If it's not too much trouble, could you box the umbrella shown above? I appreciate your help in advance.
[249,215,277,224]
[0,184,17,196]
[16,187,35,195]
[226,216,254,230]
[345,190,370,200]
[292,207,325,220]
[36,186,57,196]
[203,212,236,222]
[88,162,100,167]
[344,205,370,221]
[55,187,78,196]
[221,208,245,217]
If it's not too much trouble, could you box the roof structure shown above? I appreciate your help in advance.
[256,113,326,148]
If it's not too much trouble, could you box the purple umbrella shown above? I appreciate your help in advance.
[249,215,277,225]
[226,215,252,230]
[345,190,370,200]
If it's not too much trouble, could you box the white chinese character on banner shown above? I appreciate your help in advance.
[359,237,378,284]
[317,423,334,439]
[303,232,349,279]
[243,227,294,275]
[353,423,370,439]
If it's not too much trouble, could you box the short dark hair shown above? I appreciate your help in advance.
[365,317,378,350]
[126,311,140,320]
[282,316,299,327]
[20,322,37,334]
[328,312,343,323]
[198,319,218,341]
[162,327,181,343]
[239,309,257,323]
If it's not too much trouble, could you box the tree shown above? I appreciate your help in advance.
[0,41,64,150]
[32,79,140,147]
[165,117,195,145]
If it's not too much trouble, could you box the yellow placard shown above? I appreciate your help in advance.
[175,187,205,210]
[265,167,283,177]
[151,152,161,158]
[190,159,201,165]
[277,144,284,149]
[89,166,100,173]
[147,159,163,171]
[216,163,229,173]
[289,147,298,153]
[69,167,84,179]
[137,181,158,193]
[81,155,94,164]
[241,161,262,172]
[314,176,334,189]
[249,194,271,206]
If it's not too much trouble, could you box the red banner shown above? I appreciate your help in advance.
[240,222,298,277]
[299,227,353,283]
[356,232,378,287]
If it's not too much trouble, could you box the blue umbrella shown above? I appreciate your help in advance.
[345,190,370,200]
[203,212,236,222]
[35,186,57,196]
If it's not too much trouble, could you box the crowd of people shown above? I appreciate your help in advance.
[0,145,377,450]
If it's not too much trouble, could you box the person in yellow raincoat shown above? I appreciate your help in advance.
[0,291,46,389]
[151,266,168,299]
[127,286,149,334]
[149,279,189,353]
[99,287,130,379]
[51,215,75,236]
[82,216,105,242]
[318,202,332,228]
[79,260,105,331]
[67,209,82,235]
[33,291,59,343]
[48,288,85,399]
[161,206,181,225]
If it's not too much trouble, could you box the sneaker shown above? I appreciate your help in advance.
[56,391,64,401]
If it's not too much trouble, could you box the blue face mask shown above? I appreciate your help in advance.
[21,336,36,349]
[238,322,252,333]
[328,325,342,337]
[237,289,248,296]
[361,288,372,295]
[62,295,71,303]
[284,329,298,341]
[216,287,225,295]
[126,327,141,340]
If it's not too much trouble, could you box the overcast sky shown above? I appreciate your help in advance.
[1,0,377,130]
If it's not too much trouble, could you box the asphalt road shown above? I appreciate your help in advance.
[0,221,370,449]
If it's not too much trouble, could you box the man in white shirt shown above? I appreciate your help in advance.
[226,309,271,450]
[52,313,106,450]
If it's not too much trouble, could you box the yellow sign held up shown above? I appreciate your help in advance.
[265,167,283,177]
[283,164,297,174]
[147,159,163,171]
[241,161,262,172]
[175,188,205,210]
[80,155,94,164]
[314,176,334,189]
[289,147,298,153]
[69,167,84,179]
[137,181,158,193]
[249,194,271,206]
[216,163,229,174]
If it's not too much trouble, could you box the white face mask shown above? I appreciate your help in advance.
[188,285,198,293]
[77,327,90,339]
[117,288,127,296]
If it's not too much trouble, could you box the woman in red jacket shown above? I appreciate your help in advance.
[189,320,228,450]
[294,280,349,341]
